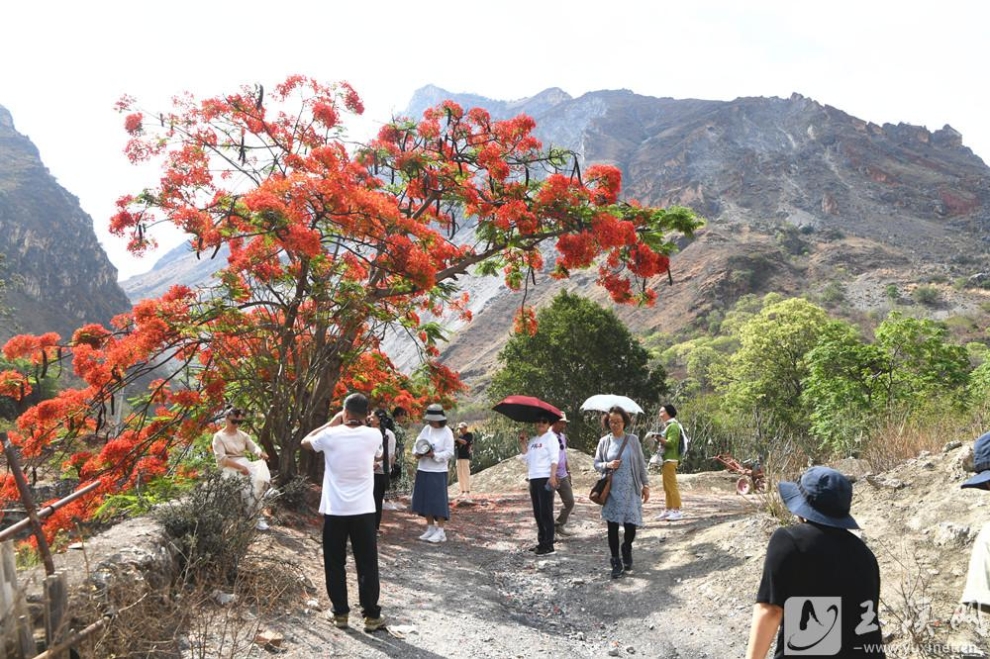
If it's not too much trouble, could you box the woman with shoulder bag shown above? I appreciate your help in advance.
[593,405,649,579]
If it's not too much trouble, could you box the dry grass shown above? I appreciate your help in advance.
[862,412,984,473]
[70,542,311,658]
[753,436,812,526]
[66,474,314,658]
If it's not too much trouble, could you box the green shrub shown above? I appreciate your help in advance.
[820,281,846,306]
[911,285,939,306]
[470,418,524,473]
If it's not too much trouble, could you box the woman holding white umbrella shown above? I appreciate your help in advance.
[593,405,650,579]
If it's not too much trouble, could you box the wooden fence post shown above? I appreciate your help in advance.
[0,434,54,575]
[42,573,67,659]
[1,540,35,659]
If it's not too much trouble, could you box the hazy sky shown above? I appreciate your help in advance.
[2,1,986,280]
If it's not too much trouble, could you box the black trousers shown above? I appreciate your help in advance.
[322,512,381,618]
[373,473,388,529]
[528,477,555,550]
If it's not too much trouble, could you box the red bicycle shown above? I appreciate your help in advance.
[714,454,765,495]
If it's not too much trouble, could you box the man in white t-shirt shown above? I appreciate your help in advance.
[302,393,386,633]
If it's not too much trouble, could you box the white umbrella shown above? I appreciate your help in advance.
[579,394,645,415]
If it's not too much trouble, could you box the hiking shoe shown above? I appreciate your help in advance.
[331,613,348,629]
[363,616,386,633]
[535,546,556,556]
[555,523,570,536]
[427,528,447,543]
[610,557,623,579]
[655,510,670,521]
[418,526,438,541]
[527,545,540,552]
[666,510,683,521]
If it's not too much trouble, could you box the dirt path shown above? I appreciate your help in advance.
[257,483,760,659]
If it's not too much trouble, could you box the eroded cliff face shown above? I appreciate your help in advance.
[0,105,132,342]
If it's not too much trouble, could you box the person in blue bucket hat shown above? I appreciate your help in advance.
[961,431,990,490]
[745,466,885,658]
[959,431,990,611]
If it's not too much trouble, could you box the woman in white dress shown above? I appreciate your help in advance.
[212,407,272,530]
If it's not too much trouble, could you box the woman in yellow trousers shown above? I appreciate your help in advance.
[655,404,683,521]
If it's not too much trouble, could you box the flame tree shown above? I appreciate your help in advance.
[0,76,700,535]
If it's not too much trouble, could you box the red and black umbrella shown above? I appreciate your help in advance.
[492,395,563,423]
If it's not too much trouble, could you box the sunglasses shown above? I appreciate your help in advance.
[229,418,245,425]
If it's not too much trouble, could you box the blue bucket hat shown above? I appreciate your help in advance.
[962,431,990,489]
[778,466,859,529]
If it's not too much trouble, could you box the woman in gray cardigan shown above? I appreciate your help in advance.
[593,405,650,579]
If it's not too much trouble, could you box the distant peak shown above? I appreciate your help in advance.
[0,105,14,133]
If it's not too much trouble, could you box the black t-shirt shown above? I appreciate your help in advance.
[456,431,473,460]
[756,523,885,657]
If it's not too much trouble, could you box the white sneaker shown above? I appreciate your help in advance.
[655,510,670,521]
[255,519,270,531]
[418,526,438,541]
[427,528,447,543]
[666,510,683,521]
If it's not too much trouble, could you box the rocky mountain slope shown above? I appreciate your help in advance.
[119,87,990,391]
[0,106,131,342]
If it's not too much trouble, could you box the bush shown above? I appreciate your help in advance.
[911,285,939,306]
[470,417,525,474]
[155,472,257,585]
[820,281,846,306]
[276,474,311,510]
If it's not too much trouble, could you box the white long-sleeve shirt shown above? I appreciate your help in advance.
[521,430,559,479]
[415,424,455,473]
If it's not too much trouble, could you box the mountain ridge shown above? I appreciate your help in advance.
[0,105,132,342]
[116,86,990,392]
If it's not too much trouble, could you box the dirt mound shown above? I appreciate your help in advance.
[457,449,748,498]
[459,449,602,495]
[850,441,987,652]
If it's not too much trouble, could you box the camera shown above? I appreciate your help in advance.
[375,408,395,433]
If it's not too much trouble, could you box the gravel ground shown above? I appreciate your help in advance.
[237,477,758,659]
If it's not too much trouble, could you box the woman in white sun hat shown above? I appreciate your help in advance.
[410,404,455,543]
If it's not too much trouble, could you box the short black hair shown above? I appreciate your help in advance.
[392,406,408,419]
[344,393,370,416]
[662,403,678,418]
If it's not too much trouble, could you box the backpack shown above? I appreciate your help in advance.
[671,420,690,458]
